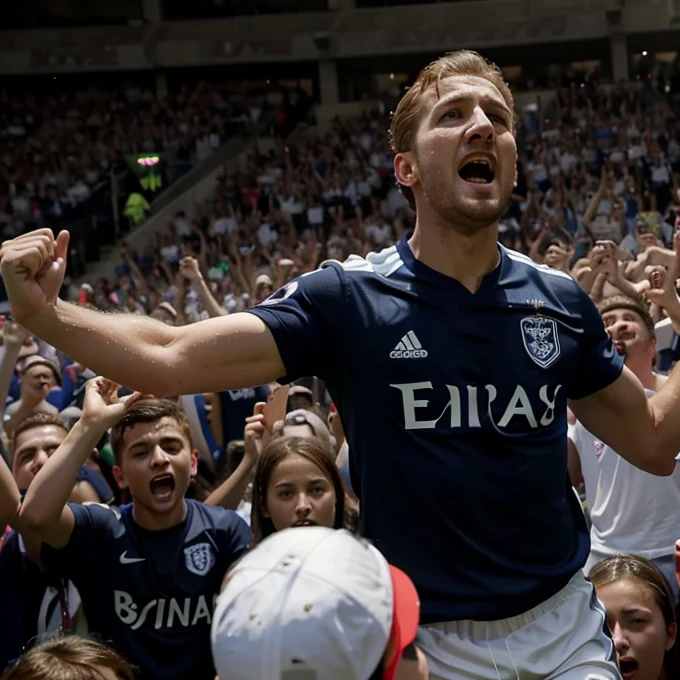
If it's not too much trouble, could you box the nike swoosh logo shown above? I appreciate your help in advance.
[603,347,614,358]
[119,551,145,565]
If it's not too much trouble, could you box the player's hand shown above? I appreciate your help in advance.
[80,377,144,431]
[0,229,70,321]
[243,402,266,463]
[179,256,202,281]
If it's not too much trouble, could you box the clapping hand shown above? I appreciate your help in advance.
[80,377,145,431]
[643,228,680,315]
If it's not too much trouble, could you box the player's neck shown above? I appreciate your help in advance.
[408,220,500,294]
[132,499,188,531]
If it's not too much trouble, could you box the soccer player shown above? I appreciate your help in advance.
[7,50,680,677]
[19,379,250,680]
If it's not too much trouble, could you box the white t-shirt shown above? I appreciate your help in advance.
[569,401,680,559]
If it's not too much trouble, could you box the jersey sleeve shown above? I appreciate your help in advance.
[40,502,118,578]
[567,287,624,400]
[218,510,250,565]
[245,264,346,383]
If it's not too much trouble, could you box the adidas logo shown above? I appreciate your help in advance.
[390,331,428,359]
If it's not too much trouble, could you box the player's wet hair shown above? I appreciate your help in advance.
[389,49,515,209]
[2,636,136,679]
[590,554,680,679]
[110,398,193,466]
[249,436,358,548]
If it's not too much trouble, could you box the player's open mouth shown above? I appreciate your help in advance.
[458,155,495,185]
[618,657,638,679]
[150,473,176,502]
[292,519,317,527]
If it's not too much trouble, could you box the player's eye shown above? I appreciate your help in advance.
[310,486,327,495]
[441,109,460,121]
[278,490,293,498]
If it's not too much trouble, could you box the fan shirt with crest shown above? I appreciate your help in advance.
[247,238,624,623]
[40,500,249,680]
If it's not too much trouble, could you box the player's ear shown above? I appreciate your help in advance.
[394,152,418,189]
[112,464,128,490]
[190,449,198,477]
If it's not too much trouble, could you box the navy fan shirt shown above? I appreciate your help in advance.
[41,500,249,680]
[248,238,624,623]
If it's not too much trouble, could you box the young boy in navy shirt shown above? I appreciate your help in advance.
[21,378,250,680]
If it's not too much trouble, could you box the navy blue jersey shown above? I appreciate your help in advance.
[0,531,56,671]
[247,239,624,622]
[41,500,249,680]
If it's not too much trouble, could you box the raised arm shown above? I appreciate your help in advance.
[570,231,680,476]
[20,378,141,548]
[1,230,285,396]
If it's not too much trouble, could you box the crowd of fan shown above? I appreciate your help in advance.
[0,80,299,245]
[62,77,679,343]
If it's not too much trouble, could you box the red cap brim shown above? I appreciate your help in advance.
[383,565,420,680]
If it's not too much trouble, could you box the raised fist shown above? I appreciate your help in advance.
[0,229,70,321]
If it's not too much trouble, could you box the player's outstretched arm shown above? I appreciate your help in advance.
[570,366,678,476]
[1,229,285,396]
[0,453,21,529]
[32,301,284,396]
[20,378,142,548]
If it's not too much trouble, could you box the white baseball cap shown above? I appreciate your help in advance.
[211,526,420,680]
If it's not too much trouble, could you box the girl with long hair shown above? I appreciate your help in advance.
[249,436,358,547]
[591,554,680,680]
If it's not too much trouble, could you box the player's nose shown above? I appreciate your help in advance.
[466,106,495,145]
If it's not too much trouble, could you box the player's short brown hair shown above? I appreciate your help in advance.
[389,50,515,209]
[110,398,193,466]
[2,636,136,679]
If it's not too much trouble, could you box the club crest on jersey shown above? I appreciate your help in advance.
[184,543,215,577]
[520,316,560,368]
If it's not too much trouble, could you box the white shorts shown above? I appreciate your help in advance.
[417,571,620,680]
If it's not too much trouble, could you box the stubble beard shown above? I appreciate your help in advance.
[424,181,511,233]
